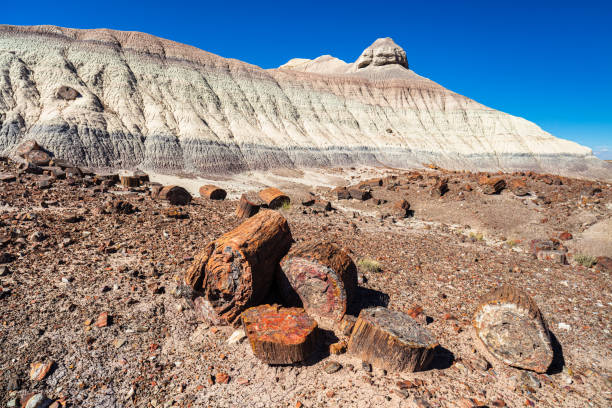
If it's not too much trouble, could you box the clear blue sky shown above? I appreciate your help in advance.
[5,0,612,159]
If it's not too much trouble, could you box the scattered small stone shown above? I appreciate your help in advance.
[361,361,372,372]
[216,372,230,384]
[95,312,109,328]
[323,361,342,374]
[29,361,54,381]
[226,329,246,345]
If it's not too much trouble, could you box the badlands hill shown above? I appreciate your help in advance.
[0,25,609,178]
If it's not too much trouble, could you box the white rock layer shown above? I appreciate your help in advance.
[0,25,609,178]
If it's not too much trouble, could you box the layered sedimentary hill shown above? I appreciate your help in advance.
[0,25,609,178]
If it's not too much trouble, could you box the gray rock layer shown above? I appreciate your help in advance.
[0,25,609,178]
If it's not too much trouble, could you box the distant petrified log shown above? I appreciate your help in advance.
[348,307,438,372]
[334,186,351,200]
[16,140,41,158]
[392,199,411,218]
[258,187,290,208]
[241,304,318,364]
[150,183,163,198]
[509,178,529,196]
[312,200,332,212]
[479,176,506,195]
[278,241,358,329]
[349,187,371,201]
[472,285,553,373]
[200,184,227,200]
[120,175,140,188]
[159,185,192,205]
[25,150,51,166]
[184,210,293,324]
[430,178,449,197]
[236,194,261,219]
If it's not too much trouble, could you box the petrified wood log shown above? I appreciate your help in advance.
[472,285,553,373]
[430,178,449,197]
[258,187,290,208]
[479,176,506,195]
[348,307,438,372]
[159,185,192,205]
[120,175,140,188]
[199,184,227,200]
[348,187,371,201]
[333,186,351,200]
[509,178,529,196]
[278,241,358,329]
[184,210,293,324]
[25,150,51,166]
[241,304,318,364]
[235,193,261,219]
[392,199,411,218]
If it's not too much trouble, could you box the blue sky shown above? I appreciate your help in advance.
[5,0,612,159]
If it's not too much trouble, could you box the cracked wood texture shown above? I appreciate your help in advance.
[184,210,293,325]
[473,285,553,373]
[158,185,192,205]
[278,241,358,329]
[348,307,438,372]
[241,304,318,364]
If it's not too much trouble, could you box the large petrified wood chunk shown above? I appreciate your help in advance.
[16,140,41,158]
[348,187,371,201]
[235,193,261,219]
[479,176,506,195]
[429,178,449,197]
[241,304,318,364]
[184,210,293,325]
[278,241,358,329]
[159,185,192,205]
[509,178,529,196]
[200,184,227,200]
[120,175,140,188]
[348,307,438,372]
[472,285,553,373]
[258,187,290,209]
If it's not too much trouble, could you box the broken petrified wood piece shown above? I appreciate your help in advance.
[430,178,449,197]
[235,193,261,219]
[348,307,438,372]
[120,175,140,188]
[258,187,290,209]
[159,185,192,205]
[25,150,51,166]
[509,178,529,196]
[348,187,371,201]
[333,186,351,200]
[184,210,293,325]
[392,199,411,218]
[278,241,358,329]
[241,304,318,364]
[479,176,506,195]
[472,285,553,373]
[199,184,227,200]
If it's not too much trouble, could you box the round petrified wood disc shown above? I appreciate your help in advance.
[348,307,438,372]
[278,241,357,329]
[472,285,553,373]
[241,304,319,364]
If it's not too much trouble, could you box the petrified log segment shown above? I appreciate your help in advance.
[479,176,506,195]
[509,178,529,196]
[236,194,261,219]
[241,304,318,364]
[334,186,351,200]
[349,187,371,201]
[159,185,192,205]
[25,150,51,166]
[348,307,438,372]
[120,175,140,188]
[184,210,293,324]
[392,199,411,218]
[278,241,358,329]
[200,184,227,200]
[472,285,553,373]
[430,178,449,197]
[258,187,290,208]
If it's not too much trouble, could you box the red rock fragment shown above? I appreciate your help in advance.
[29,361,53,381]
[95,312,108,328]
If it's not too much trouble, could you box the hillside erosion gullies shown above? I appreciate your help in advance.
[0,25,609,179]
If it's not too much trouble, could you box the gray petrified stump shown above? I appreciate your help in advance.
[241,304,319,364]
[348,307,438,372]
[472,285,553,373]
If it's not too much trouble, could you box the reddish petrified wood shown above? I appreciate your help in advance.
[348,307,438,372]
[16,140,41,158]
[258,187,290,209]
[25,150,51,166]
[479,176,506,195]
[235,193,261,219]
[120,175,140,188]
[430,178,449,197]
[348,187,371,201]
[473,285,553,373]
[278,241,358,329]
[392,199,411,218]
[241,304,318,364]
[509,178,529,196]
[200,184,227,200]
[334,186,351,200]
[184,210,293,325]
[159,185,192,205]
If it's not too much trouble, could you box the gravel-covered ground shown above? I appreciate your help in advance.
[1,158,611,407]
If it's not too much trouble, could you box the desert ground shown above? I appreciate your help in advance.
[1,157,611,408]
